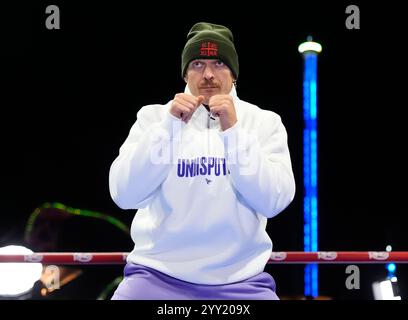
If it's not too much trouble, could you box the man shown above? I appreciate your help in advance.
[109,22,295,300]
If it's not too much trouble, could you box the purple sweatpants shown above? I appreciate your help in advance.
[111,263,279,300]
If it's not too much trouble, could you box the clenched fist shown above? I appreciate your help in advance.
[209,94,237,131]
[170,93,205,123]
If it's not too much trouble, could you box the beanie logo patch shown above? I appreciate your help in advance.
[200,42,218,57]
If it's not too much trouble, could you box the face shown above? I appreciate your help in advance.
[185,59,235,105]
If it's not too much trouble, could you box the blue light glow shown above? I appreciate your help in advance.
[387,263,396,273]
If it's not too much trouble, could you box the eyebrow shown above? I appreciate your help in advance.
[190,59,221,65]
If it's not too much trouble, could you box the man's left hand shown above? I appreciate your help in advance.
[208,95,237,131]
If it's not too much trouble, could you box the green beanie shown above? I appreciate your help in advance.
[181,22,239,80]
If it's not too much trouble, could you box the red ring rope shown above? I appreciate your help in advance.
[0,252,407,264]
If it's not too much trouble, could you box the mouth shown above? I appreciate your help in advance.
[199,86,219,90]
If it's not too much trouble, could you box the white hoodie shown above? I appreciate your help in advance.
[109,86,295,285]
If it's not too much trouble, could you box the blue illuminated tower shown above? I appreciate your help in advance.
[386,245,397,280]
[298,37,322,298]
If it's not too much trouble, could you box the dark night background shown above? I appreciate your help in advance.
[0,1,407,300]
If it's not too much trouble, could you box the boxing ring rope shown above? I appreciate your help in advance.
[1,252,408,264]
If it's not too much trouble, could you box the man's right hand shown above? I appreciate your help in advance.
[170,93,205,123]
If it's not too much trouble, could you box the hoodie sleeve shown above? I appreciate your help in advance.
[218,111,296,218]
[109,104,183,209]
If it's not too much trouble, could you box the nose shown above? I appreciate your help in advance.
[203,65,214,81]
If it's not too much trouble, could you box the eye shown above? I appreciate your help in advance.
[192,61,203,68]
[215,60,224,67]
